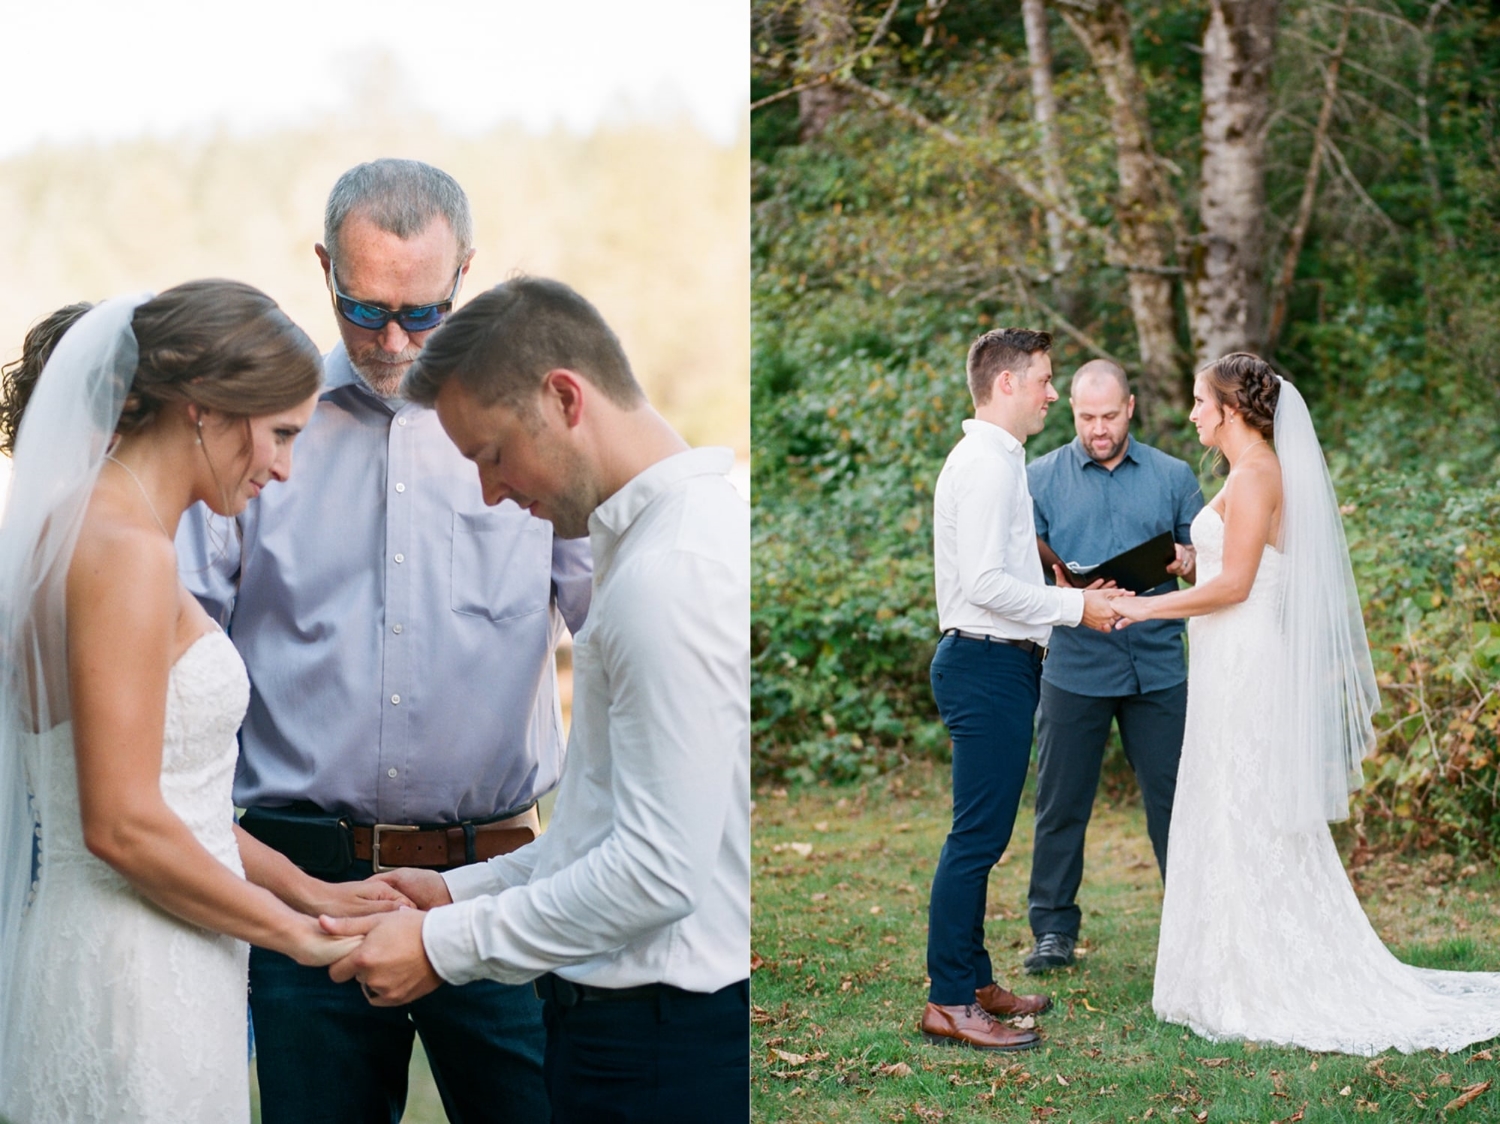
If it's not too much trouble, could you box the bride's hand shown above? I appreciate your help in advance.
[285,915,364,967]
[302,877,415,917]
[1110,594,1154,627]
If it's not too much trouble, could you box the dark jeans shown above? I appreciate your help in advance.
[1027,678,1186,941]
[250,871,548,1124]
[926,635,1042,1006]
[541,978,750,1123]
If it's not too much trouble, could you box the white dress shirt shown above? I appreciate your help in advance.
[422,447,749,993]
[933,419,1083,643]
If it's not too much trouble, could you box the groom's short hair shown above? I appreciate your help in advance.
[402,276,645,411]
[967,328,1051,406]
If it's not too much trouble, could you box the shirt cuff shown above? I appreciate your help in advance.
[421,899,487,987]
[442,860,500,904]
[1058,587,1085,628]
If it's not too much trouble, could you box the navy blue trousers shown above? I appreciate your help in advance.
[926,635,1043,1006]
[542,979,749,1123]
[249,861,547,1124]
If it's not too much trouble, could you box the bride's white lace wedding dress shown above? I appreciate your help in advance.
[1154,506,1500,1055]
[5,629,252,1123]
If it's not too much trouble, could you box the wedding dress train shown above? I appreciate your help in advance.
[1153,507,1500,1055]
[5,629,251,1123]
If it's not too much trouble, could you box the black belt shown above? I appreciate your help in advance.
[533,974,749,1008]
[534,974,670,1007]
[943,629,1047,661]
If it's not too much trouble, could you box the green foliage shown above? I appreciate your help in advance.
[752,0,1500,863]
[1345,472,1500,855]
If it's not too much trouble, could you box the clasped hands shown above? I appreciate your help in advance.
[312,867,456,1007]
[1059,542,1194,632]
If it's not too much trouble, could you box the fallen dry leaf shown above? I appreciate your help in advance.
[772,841,813,858]
[1468,1050,1494,1063]
[1193,1112,1208,1123]
[1444,1080,1491,1114]
[1082,998,1102,1012]
[1055,1074,1069,1086]
[750,952,765,972]
[1013,1015,1038,1030]
[769,1048,807,1066]
[1340,1086,1352,1096]
[1199,1057,1232,1068]
[874,1061,914,1078]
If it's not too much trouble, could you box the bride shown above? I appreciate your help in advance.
[1112,353,1500,1055]
[0,285,410,1123]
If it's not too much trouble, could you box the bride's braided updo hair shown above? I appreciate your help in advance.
[0,280,322,457]
[1200,352,1280,441]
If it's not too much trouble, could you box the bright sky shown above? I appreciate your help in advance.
[0,0,747,155]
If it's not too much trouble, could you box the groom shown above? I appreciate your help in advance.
[324,277,750,1123]
[921,328,1125,1051]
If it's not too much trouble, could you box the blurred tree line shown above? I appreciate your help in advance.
[0,117,748,453]
[752,0,1500,854]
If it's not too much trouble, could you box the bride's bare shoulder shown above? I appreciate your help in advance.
[67,495,178,611]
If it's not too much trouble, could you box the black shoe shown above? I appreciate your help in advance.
[1023,932,1076,974]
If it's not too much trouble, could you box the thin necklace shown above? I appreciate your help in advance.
[105,454,172,539]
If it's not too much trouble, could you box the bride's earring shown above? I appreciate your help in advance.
[195,420,203,446]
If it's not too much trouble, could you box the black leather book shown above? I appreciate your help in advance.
[1061,531,1177,593]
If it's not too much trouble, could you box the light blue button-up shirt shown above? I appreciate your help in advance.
[177,344,592,824]
[1028,436,1203,698]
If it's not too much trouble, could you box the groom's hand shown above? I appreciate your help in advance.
[323,910,442,1007]
[307,878,415,917]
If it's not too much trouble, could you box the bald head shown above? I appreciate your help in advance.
[1070,359,1130,399]
[1069,359,1135,468]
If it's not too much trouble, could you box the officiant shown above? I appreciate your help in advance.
[1022,360,1204,973]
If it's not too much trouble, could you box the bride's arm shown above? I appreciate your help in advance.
[66,527,357,966]
[1114,458,1281,623]
[235,826,413,916]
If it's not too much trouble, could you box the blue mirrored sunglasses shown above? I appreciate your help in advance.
[329,264,463,333]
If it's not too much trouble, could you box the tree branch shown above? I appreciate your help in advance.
[750,0,903,112]
[1007,268,1129,366]
[1268,0,1355,353]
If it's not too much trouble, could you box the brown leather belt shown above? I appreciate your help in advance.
[352,805,541,872]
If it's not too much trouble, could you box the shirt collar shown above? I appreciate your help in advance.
[1070,433,1138,470]
[961,418,1024,460]
[588,446,735,549]
[322,342,404,415]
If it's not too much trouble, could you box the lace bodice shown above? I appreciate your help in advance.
[25,629,248,877]
[1188,505,1282,605]
[6,628,253,1124]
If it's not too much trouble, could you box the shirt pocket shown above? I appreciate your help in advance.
[449,509,552,621]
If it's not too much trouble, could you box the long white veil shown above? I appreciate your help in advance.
[0,294,150,1093]
[1267,376,1381,832]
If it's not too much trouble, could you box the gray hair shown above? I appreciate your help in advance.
[323,159,474,266]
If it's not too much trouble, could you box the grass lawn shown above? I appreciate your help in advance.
[751,761,1500,1123]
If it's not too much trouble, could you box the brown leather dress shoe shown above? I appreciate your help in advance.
[920,1003,1041,1051]
[974,981,1052,1018]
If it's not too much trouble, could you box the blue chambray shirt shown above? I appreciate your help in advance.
[1028,436,1204,698]
[177,343,592,824]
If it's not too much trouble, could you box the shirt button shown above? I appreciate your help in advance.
[387,767,398,778]
[392,623,403,634]
[393,553,404,564]
[394,483,406,493]
[390,694,401,705]
[397,417,408,427]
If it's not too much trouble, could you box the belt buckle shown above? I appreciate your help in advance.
[371,823,418,873]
